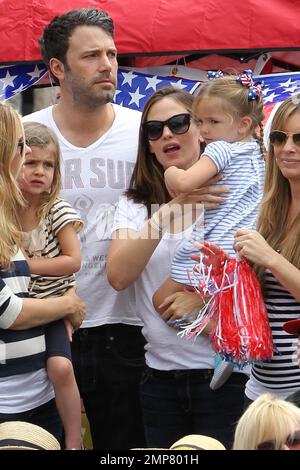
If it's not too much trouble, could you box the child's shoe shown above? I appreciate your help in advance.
[209,354,234,390]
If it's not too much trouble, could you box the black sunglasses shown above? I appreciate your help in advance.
[257,430,300,450]
[142,113,191,141]
[269,130,300,147]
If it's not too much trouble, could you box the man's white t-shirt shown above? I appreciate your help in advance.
[23,104,142,328]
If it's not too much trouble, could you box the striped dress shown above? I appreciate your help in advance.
[247,271,300,397]
[21,198,83,299]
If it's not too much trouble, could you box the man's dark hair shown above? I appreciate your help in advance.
[40,8,114,84]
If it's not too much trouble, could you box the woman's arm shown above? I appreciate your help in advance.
[164,155,218,194]
[152,277,214,335]
[27,223,81,276]
[152,277,185,315]
[9,288,85,330]
[234,228,300,302]
[107,184,228,291]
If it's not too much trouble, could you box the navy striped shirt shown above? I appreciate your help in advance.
[0,249,46,377]
[250,271,300,390]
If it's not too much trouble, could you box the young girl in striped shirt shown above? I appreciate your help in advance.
[18,122,83,449]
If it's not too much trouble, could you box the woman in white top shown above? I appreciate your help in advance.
[107,86,245,449]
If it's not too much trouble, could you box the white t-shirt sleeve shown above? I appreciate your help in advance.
[111,196,147,234]
[203,141,232,172]
[0,280,22,329]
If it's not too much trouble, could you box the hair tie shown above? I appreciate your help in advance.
[236,69,263,100]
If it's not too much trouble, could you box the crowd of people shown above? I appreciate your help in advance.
[0,7,300,451]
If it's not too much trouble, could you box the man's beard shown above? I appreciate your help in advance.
[69,76,116,109]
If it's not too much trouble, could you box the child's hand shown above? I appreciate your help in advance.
[192,241,230,275]
[64,318,74,342]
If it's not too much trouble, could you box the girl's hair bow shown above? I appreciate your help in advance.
[237,69,263,100]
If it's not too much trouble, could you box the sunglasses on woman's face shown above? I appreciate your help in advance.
[142,113,191,141]
[17,139,28,154]
[257,430,300,450]
[269,130,300,147]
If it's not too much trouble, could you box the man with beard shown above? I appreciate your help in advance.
[23,8,145,450]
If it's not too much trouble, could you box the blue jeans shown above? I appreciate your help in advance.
[0,398,62,443]
[71,323,146,450]
[140,367,247,450]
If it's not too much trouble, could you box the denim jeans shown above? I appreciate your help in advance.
[0,399,62,443]
[140,367,247,450]
[71,323,146,450]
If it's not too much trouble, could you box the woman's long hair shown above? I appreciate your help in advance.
[256,97,300,280]
[126,86,195,217]
[0,101,25,269]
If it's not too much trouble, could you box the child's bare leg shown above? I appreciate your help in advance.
[47,356,82,449]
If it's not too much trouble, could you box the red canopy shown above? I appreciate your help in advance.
[1,0,300,71]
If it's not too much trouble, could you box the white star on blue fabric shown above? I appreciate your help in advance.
[128,87,146,107]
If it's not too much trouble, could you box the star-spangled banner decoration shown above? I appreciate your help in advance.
[113,68,201,109]
[0,63,48,100]
[1,63,300,118]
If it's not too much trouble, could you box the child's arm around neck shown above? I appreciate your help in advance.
[164,155,218,194]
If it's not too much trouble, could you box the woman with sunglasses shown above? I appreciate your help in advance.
[233,393,300,450]
[230,96,300,406]
[107,86,231,448]
[0,101,85,441]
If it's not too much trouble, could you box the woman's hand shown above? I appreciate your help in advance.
[162,182,228,234]
[195,174,229,210]
[234,228,279,268]
[158,290,215,336]
[158,290,206,323]
[64,287,85,330]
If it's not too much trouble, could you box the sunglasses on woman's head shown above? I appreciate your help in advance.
[269,130,300,147]
[257,430,300,450]
[142,113,191,141]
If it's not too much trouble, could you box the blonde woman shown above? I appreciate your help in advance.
[233,393,300,450]
[0,101,85,441]
[234,96,300,404]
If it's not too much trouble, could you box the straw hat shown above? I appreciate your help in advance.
[170,434,226,450]
[133,434,226,451]
[0,421,61,450]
